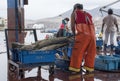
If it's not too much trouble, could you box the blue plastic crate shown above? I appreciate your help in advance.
[11,49,19,62]
[95,55,120,71]
[96,40,103,47]
[115,46,120,54]
[55,59,70,70]
[113,54,120,69]
[18,50,57,64]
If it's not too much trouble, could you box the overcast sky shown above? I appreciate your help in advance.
[0,0,119,20]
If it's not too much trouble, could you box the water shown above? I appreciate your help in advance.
[0,31,7,81]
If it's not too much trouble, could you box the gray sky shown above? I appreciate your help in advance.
[0,0,119,20]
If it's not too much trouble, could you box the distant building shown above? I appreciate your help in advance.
[0,17,7,30]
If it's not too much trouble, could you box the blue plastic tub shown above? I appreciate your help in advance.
[55,59,70,70]
[115,46,120,55]
[14,50,58,64]
[113,54,120,69]
[95,55,120,71]
[55,47,71,71]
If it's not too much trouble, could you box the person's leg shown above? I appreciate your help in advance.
[56,29,63,37]
[69,33,90,72]
[104,44,107,51]
[83,35,96,72]
[63,29,67,36]
[104,31,110,52]
[110,31,115,51]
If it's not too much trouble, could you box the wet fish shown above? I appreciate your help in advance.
[20,44,36,50]
[11,42,24,48]
[62,48,69,60]
[15,36,73,50]
[33,37,69,49]
[38,43,68,51]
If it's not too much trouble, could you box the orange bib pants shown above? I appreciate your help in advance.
[70,23,96,71]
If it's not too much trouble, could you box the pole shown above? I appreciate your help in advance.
[15,0,19,42]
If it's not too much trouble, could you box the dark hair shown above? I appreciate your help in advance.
[74,3,83,10]
[64,17,69,21]
[108,9,113,14]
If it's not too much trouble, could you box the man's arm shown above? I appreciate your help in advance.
[115,24,119,32]
[101,23,105,33]
[101,18,105,33]
[65,23,69,32]
[114,17,119,32]
[71,12,75,35]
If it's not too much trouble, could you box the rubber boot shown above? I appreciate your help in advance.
[110,44,114,55]
[104,44,107,55]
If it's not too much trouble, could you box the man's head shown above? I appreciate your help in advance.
[74,3,83,10]
[108,9,113,15]
[64,17,69,21]
[62,17,69,24]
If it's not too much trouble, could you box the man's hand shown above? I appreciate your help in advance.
[101,29,103,33]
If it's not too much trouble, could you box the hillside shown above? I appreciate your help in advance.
[26,7,120,31]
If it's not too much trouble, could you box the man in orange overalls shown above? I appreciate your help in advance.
[69,3,96,73]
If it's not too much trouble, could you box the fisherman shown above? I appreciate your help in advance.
[101,8,119,52]
[69,3,96,73]
[56,18,69,37]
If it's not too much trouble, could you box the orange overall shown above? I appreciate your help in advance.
[69,10,96,72]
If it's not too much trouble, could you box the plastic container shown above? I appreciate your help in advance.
[113,54,120,69]
[12,50,57,64]
[55,58,70,70]
[95,55,120,71]
[11,49,19,62]
[96,40,103,47]
[115,46,120,55]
